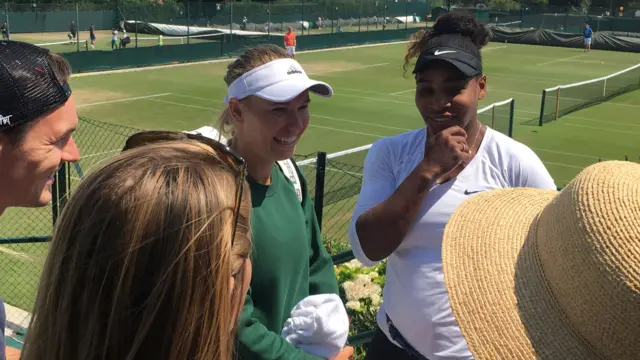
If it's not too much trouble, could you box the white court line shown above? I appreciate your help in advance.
[562,122,640,136]
[80,149,120,160]
[314,114,412,131]
[531,147,606,160]
[389,88,414,96]
[542,161,587,169]
[0,246,34,262]
[172,93,225,103]
[76,93,171,108]
[535,54,585,67]
[308,124,385,138]
[309,62,389,75]
[337,92,414,105]
[145,98,219,112]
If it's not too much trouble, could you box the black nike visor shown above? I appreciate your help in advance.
[413,41,483,78]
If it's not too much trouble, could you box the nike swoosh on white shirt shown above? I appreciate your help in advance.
[434,50,456,55]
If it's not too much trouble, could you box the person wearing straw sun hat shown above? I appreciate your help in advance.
[442,160,640,360]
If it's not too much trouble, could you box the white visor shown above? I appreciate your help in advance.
[224,58,333,104]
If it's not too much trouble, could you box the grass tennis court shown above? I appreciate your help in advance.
[1,40,639,316]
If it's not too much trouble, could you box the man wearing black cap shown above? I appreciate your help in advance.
[0,41,80,358]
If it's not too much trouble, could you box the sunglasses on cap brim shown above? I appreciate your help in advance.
[122,130,247,248]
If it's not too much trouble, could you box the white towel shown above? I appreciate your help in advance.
[281,294,349,358]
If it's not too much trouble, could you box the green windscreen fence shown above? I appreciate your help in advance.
[488,6,640,34]
[62,27,420,73]
[539,63,640,125]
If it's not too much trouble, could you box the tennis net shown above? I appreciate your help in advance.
[297,97,516,204]
[132,32,223,47]
[296,97,515,240]
[35,39,88,53]
[538,63,640,126]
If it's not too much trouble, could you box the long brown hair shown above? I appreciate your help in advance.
[216,44,290,141]
[21,140,251,360]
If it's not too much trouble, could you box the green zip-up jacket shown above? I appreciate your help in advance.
[236,162,340,360]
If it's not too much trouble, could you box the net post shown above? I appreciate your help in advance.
[508,98,515,138]
[5,3,9,34]
[554,88,560,121]
[603,78,606,98]
[405,0,408,30]
[538,89,546,127]
[76,2,80,53]
[267,1,271,39]
[314,152,327,231]
[358,0,362,32]
[135,7,138,48]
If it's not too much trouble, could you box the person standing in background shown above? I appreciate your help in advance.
[284,26,297,58]
[584,23,593,52]
[111,28,118,50]
[69,20,77,40]
[0,41,80,360]
[1,22,8,40]
[89,24,96,49]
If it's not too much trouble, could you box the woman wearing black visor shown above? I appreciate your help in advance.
[349,13,556,360]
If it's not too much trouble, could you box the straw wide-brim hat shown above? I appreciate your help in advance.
[442,160,640,360]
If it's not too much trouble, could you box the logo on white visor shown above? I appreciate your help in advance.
[0,114,12,126]
[287,65,303,75]
[434,49,456,56]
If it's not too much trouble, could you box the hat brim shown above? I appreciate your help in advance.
[253,78,333,103]
[442,188,601,360]
[414,56,480,78]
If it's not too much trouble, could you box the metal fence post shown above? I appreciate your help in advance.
[314,152,327,231]
[52,163,69,225]
[508,98,515,137]
[186,0,190,45]
[76,3,80,52]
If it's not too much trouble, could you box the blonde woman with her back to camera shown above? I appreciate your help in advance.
[21,134,252,360]
[216,45,353,360]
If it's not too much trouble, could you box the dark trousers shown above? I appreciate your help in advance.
[364,327,425,360]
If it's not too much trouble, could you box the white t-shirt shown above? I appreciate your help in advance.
[348,127,556,360]
[112,30,118,41]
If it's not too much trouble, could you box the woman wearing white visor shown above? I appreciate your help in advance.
[217,45,353,360]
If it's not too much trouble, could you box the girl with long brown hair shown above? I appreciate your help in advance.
[21,133,252,360]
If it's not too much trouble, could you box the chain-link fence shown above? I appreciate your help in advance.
[1,0,432,54]
[0,116,369,336]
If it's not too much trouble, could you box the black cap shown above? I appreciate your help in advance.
[0,41,72,131]
[413,34,483,78]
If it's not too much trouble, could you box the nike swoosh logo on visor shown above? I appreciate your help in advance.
[434,50,456,56]
[464,189,484,195]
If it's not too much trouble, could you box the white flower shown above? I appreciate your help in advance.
[371,294,382,307]
[346,301,361,311]
[344,259,362,269]
[342,275,382,301]
[354,274,371,284]
[368,272,379,279]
